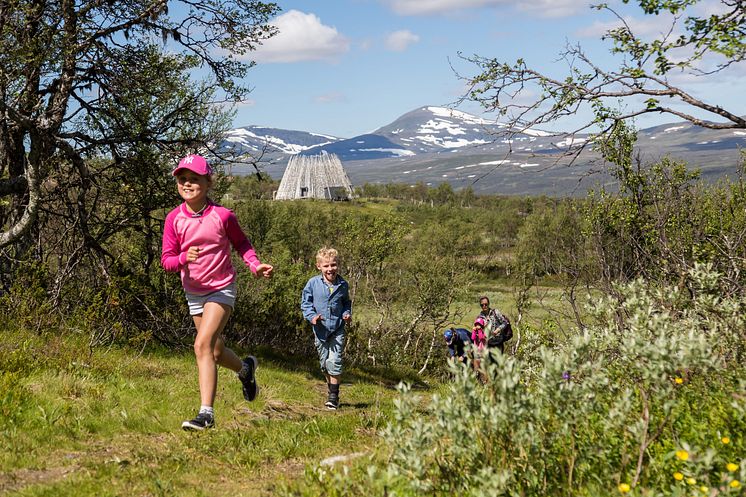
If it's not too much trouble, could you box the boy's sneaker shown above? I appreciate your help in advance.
[238,356,259,401]
[181,412,214,431]
[325,392,339,410]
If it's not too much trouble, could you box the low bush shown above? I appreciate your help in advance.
[286,264,746,496]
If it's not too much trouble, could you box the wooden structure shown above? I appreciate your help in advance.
[274,153,354,201]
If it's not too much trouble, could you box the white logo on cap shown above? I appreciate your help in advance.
[183,155,194,164]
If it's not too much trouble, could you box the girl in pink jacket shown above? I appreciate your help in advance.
[161,154,273,431]
[471,316,487,350]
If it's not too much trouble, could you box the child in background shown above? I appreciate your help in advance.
[444,327,472,364]
[161,154,273,431]
[301,247,352,410]
[471,316,488,382]
[471,316,487,351]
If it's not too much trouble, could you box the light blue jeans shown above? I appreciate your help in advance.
[314,331,345,376]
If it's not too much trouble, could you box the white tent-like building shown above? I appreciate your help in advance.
[274,152,354,201]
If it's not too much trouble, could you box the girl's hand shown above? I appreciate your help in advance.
[255,263,274,279]
[342,314,351,324]
[311,314,323,325]
[186,246,201,262]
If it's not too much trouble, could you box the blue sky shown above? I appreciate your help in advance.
[233,0,745,138]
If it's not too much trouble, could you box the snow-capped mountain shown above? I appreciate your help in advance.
[217,106,565,163]
[299,106,559,160]
[220,126,341,156]
[218,106,746,196]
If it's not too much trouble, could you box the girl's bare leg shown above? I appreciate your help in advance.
[192,302,242,407]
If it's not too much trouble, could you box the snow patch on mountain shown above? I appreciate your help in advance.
[309,132,339,140]
[519,128,553,137]
[427,106,495,125]
[415,133,489,148]
[223,129,305,154]
[354,148,415,157]
[220,127,341,156]
[554,137,587,148]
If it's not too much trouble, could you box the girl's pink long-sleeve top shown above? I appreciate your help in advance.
[161,201,261,295]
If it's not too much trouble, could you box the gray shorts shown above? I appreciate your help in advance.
[185,282,236,316]
[314,331,345,376]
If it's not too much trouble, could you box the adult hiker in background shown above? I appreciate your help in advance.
[443,327,473,365]
[477,295,513,354]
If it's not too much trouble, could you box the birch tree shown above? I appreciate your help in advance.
[462,0,745,146]
[0,0,279,250]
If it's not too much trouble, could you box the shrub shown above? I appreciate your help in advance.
[286,264,745,496]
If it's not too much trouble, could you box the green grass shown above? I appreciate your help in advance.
[0,326,405,496]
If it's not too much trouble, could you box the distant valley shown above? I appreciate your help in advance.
[218,106,746,196]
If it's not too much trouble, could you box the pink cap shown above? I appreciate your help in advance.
[172,154,212,176]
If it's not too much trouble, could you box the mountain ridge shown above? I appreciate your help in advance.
[218,106,746,196]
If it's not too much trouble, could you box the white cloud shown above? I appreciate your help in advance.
[575,15,677,39]
[383,0,587,17]
[252,10,350,63]
[692,0,733,17]
[515,0,589,18]
[314,92,347,104]
[218,99,255,112]
[385,0,499,15]
[384,30,420,51]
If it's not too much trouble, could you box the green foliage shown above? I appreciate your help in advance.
[0,260,57,332]
[584,131,744,295]
[289,265,746,496]
[0,372,30,428]
[514,199,584,279]
[337,211,406,298]
[463,0,746,148]
[225,173,279,201]
[230,247,311,354]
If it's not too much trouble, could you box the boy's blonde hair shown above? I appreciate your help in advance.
[316,246,339,263]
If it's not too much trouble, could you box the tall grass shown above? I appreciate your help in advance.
[0,324,399,496]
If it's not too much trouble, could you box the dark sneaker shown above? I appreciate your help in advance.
[238,356,259,401]
[181,412,214,431]
[325,392,339,410]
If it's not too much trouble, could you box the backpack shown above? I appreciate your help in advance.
[487,313,512,348]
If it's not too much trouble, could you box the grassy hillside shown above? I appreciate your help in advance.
[0,326,412,496]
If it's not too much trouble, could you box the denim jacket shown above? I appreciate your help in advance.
[301,274,352,342]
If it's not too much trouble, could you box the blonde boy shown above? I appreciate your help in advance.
[300,247,352,409]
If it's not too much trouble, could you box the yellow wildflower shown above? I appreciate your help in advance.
[676,450,690,461]
[686,477,696,485]
[699,486,708,493]
[618,483,631,493]
[721,436,730,444]
[675,377,684,384]
[726,463,739,472]
[674,472,684,481]
[730,480,741,489]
